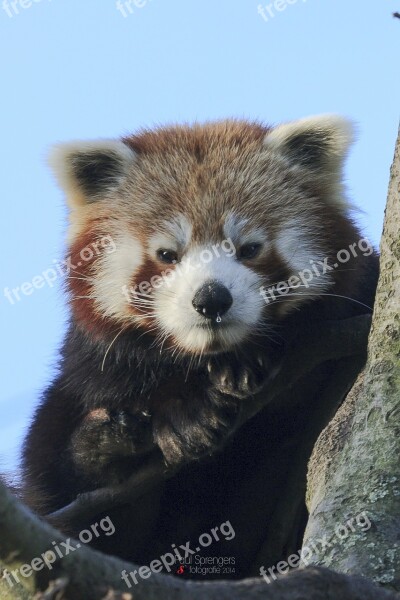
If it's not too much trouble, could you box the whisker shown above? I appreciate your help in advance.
[262,292,372,311]
[101,328,127,372]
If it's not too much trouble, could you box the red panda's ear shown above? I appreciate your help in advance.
[48,139,136,208]
[263,114,355,176]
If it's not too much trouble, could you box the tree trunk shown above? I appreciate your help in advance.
[304,125,400,591]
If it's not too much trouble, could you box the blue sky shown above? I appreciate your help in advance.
[0,0,399,472]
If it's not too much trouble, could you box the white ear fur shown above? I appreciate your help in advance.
[48,139,136,207]
[264,114,355,173]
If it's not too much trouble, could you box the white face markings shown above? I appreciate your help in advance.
[144,211,270,353]
[223,212,249,243]
[275,221,316,274]
[90,213,333,354]
[273,220,334,311]
[153,246,265,354]
[91,232,144,321]
[223,211,270,249]
[148,214,192,258]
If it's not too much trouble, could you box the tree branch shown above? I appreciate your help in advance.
[0,479,398,600]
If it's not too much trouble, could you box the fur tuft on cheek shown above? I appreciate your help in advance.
[67,225,145,336]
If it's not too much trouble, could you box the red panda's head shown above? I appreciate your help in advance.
[49,116,356,355]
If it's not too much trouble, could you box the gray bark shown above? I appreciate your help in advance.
[304,126,400,591]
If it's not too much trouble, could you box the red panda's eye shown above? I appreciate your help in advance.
[238,243,262,260]
[157,249,179,264]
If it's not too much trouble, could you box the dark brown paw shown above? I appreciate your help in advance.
[207,353,270,399]
[71,409,154,471]
[152,388,239,466]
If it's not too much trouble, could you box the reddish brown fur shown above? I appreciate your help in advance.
[67,120,368,341]
[123,120,269,156]
[68,223,118,338]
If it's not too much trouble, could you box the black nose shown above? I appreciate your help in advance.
[192,280,233,319]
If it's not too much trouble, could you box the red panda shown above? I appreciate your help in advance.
[21,116,378,579]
